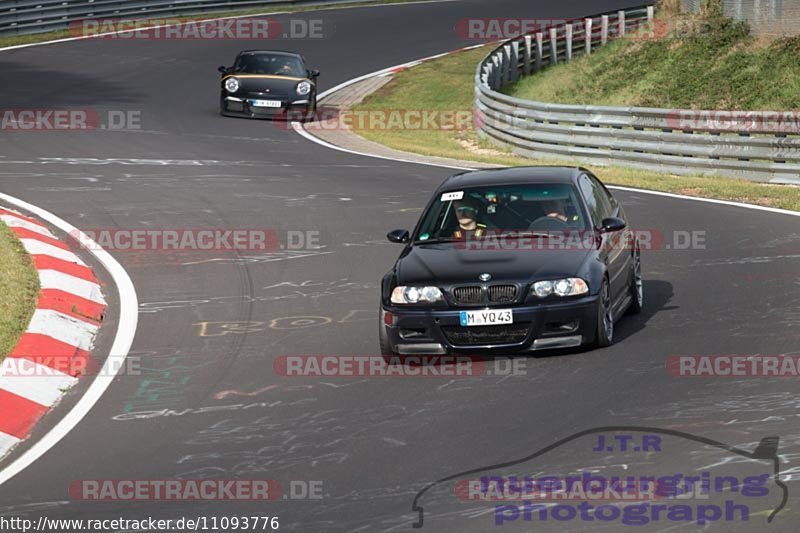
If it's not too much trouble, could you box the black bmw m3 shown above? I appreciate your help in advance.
[379,167,643,356]
[218,50,319,119]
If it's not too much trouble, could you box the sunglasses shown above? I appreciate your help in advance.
[455,206,478,215]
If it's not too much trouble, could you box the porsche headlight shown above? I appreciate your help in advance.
[390,286,443,304]
[296,81,312,96]
[225,77,240,93]
[532,278,588,297]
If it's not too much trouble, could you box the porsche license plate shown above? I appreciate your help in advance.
[250,99,282,108]
[459,309,513,327]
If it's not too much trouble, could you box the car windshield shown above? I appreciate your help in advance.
[233,54,306,77]
[414,183,589,242]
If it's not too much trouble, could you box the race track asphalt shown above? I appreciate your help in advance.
[0,1,798,531]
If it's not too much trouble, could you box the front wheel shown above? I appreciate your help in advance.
[379,312,396,362]
[627,244,643,315]
[593,279,613,348]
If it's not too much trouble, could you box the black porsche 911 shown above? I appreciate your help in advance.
[379,167,643,356]
[218,50,319,119]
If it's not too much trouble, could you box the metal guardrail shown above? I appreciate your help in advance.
[474,4,800,183]
[0,0,383,35]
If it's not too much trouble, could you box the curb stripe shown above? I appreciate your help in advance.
[37,289,104,323]
[0,432,20,459]
[0,390,48,440]
[10,334,92,377]
[25,309,99,351]
[32,256,97,283]
[38,270,105,305]
[0,209,46,228]
[0,359,77,407]
[0,215,53,237]
[0,188,134,488]
[11,227,70,250]
[21,239,86,265]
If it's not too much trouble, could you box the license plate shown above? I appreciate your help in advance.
[250,99,282,108]
[460,309,513,327]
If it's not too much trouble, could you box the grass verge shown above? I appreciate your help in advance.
[0,0,423,49]
[0,220,39,360]
[503,15,800,110]
[351,46,800,212]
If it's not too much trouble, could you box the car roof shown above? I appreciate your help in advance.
[236,50,303,58]
[439,166,587,190]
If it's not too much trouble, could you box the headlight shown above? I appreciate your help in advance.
[225,77,240,93]
[296,81,312,96]
[390,286,443,304]
[532,278,588,297]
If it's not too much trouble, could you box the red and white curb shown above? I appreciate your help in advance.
[0,207,106,459]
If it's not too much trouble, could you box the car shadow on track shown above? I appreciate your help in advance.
[0,61,143,106]
[526,278,675,360]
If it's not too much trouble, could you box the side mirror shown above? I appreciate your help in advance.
[387,229,410,244]
[309,69,320,79]
[218,65,228,74]
[600,217,626,233]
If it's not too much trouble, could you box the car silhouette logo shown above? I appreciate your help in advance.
[479,273,491,282]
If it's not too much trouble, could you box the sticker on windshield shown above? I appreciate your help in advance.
[441,191,464,201]
[419,233,430,240]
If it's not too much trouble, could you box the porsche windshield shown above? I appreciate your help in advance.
[233,54,306,77]
[414,183,590,242]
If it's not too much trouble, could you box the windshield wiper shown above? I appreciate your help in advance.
[413,238,460,245]
[499,231,552,239]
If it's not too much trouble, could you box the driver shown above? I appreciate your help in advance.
[276,60,296,75]
[452,198,487,238]
[541,199,578,223]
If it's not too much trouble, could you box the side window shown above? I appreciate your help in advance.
[588,174,618,215]
[580,174,614,226]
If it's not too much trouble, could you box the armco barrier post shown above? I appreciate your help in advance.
[585,18,592,55]
[601,15,609,45]
[647,5,654,21]
[566,23,573,61]
[535,32,543,71]
[502,44,512,85]
[549,27,558,64]
[523,35,532,76]
[510,40,520,82]
[618,10,626,36]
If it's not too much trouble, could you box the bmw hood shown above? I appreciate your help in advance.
[396,244,593,285]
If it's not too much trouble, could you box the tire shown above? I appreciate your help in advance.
[593,278,613,348]
[627,243,643,315]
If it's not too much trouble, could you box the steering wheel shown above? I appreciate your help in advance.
[528,216,570,231]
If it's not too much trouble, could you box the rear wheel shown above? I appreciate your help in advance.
[594,279,613,347]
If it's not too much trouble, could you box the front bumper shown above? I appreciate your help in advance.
[221,95,312,119]
[382,295,599,355]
